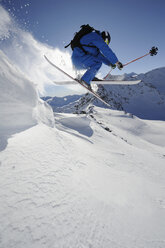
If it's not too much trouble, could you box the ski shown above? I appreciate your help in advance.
[52,80,141,85]
[44,55,111,107]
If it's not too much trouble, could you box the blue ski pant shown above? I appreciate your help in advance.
[72,54,102,85]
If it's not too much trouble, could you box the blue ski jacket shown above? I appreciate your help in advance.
[71,31,118,69]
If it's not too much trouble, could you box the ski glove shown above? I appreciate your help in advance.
[116,62,123,70]
[110,63,116,69]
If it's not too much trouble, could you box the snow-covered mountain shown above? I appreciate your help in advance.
[41,94,82,112]
[45,67,165,120]
[0,50,165,248]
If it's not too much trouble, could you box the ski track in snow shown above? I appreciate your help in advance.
[0,110,165,248]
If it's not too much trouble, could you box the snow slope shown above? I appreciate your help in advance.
[1,49,165,247]
[0,108,165,248]
[0,50,54,151]
[0,47,165,248]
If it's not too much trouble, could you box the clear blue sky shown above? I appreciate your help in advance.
[1,0,165,87]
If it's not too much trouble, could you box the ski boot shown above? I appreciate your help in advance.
[79,79,92,91]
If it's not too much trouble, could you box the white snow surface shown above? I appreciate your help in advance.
[1,109,165,248]
[0,48,165,247]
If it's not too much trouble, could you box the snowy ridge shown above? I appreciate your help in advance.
[0,51,54,150]
[137,67,165,94]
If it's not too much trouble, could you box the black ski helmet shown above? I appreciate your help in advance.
[101,31,111,45]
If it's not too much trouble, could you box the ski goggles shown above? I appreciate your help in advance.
[105,38,110,45]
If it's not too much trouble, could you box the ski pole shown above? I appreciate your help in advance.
[123,53,150,67]
[103,46,158,79]
[103,68,113,80]
[123,46,158,67]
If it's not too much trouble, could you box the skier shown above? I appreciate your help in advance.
[71,28,123,89]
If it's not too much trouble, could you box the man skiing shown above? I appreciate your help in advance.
[70,26,123,90]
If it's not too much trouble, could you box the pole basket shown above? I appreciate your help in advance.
[150,46,158,56]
